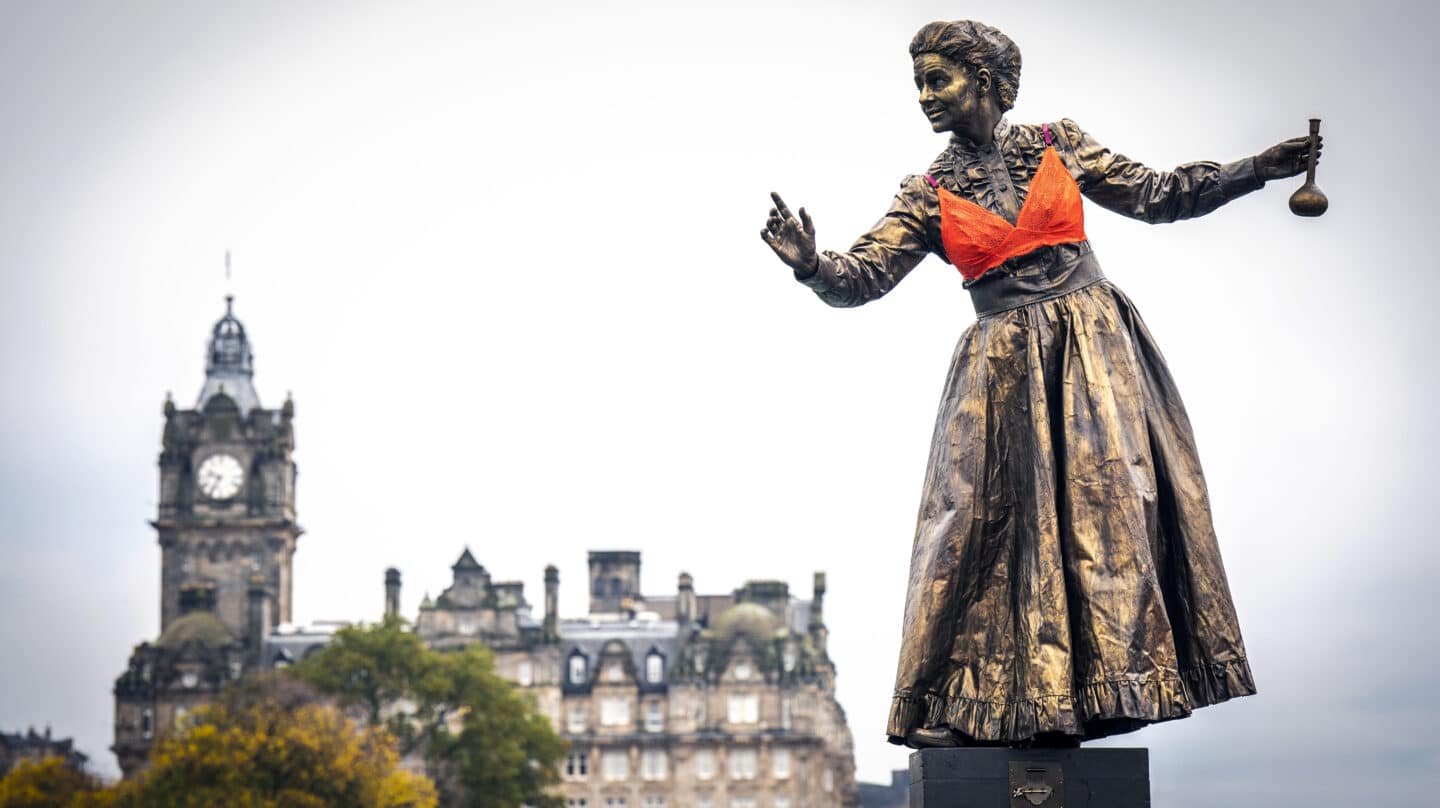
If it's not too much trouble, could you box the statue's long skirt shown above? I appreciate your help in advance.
[886,280,1255,744]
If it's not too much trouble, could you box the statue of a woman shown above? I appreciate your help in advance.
[761,20,1320,749]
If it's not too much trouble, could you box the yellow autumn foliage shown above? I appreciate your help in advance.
[0,757,113,808]
[110,678,436,808]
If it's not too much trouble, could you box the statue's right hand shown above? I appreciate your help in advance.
[760,192,818,275]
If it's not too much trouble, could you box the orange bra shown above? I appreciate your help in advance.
[929,132,1087,281]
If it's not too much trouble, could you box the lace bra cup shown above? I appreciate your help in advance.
[936,146,1088,281]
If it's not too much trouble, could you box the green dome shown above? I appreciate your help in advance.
[709,602,780,643]
[158,612,237,649]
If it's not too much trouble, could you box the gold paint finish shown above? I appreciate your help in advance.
[760,21,1325,746]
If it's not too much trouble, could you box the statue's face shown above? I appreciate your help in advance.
[913,53,982,134]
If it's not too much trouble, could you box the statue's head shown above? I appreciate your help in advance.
[909,20,1021,133]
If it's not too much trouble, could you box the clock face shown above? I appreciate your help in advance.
[197,453,244,500]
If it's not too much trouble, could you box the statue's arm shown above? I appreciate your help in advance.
[793,176,936,308]
[1055,118,1265,224]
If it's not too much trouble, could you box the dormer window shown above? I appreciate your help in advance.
[734,661,752,681]
[646,651,664,684]
[604,663,624,683]
[568,653,588,685]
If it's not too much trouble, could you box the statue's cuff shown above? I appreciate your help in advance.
[797,253,839,293]
[792,253,822,282]
[1220,156,1265,199]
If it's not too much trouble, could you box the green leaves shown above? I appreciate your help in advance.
[290,617,566,808]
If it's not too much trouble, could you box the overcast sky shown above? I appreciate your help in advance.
[2,1,1437,804]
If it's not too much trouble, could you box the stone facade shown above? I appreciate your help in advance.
[112,297,301,778]
[410,550,860,807]
[0,727,87,777]
[110,296,864,805]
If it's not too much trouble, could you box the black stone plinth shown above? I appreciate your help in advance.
[909,747,1149,808]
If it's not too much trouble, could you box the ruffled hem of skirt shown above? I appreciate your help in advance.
[885,657,1255,744]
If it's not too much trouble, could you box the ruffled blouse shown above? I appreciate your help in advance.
[795,118,1265,308]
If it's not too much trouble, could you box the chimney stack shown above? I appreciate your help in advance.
[384,568,401,619]
[677,572,696,629]
[809,571,828,653]
[543,565,559,641]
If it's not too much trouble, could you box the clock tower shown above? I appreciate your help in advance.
[112,296,302,777]
[155,296,300,634]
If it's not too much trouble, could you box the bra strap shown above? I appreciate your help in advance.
[1043,123,1052,146]
[923,174,939,189]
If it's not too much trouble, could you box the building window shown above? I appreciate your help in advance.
[517,660,533,686]
[696,796,713,808]
[601,697,630,727]
[695,749,715,780]
[641,749,667,781]
[772,748,790,779]
[646,652,664,683]
[604,662,625,683]
[774,798,790,808]
[644,700,664,733]
[733,661,752,681]
[781,698,793,731]
[567,704,587,734]
[727,694,758,724]
[602,750,628,781]
[141,708,154,740]
[822,767,834,792]
[568,800,589,808]
[642,798,666,808]
[565,751,589,779]
[569,654,587,685]
[782,647,797,672]
[605,799,626,808]
[728,749,757,780]
[730,798,756,808]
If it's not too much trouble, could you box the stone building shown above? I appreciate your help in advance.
[109,297,864,805]
[407,549,860,807]
[112,297,302,777]
[1,727,87,777]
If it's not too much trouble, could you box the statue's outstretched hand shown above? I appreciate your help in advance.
[1255,134,1323,181]
[761,192,818,275]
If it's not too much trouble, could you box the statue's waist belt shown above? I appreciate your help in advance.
[966,241,1105,318]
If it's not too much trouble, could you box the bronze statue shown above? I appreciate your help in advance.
[761,20,1321,749]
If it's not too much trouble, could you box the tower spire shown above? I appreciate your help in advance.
[196,295,260,414]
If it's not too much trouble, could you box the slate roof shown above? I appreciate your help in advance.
[558,616,682,677]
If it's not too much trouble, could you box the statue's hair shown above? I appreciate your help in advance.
[909,20,1022,113]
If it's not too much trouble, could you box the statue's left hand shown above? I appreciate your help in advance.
[1255,135,1323,181]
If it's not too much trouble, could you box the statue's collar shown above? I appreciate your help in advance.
[948,117,1011,155]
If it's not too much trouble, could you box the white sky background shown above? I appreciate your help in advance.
[1,0,1437,803]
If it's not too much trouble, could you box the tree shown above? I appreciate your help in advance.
[0,757,113,808]
[111,675,436,808]
[291,617,566,808]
